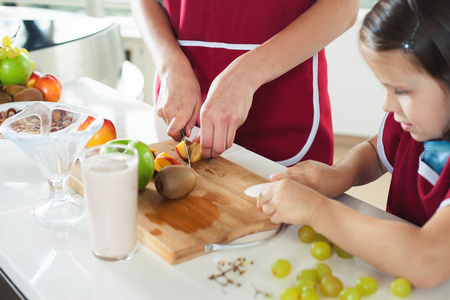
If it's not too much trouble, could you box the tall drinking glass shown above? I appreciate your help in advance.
[0,102,103,226]
[80,144,139,261]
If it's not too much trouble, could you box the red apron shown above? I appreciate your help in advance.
[379,113,450,226]
[156,0,333,166]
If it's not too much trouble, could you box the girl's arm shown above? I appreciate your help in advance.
[258,180,450,288]
[310,195,450,289]
[271,135,386,198]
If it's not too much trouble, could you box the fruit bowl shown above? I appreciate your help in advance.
[0,101,104,226]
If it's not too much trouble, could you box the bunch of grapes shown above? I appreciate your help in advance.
[272,225,413,299]
[0,33,33,67]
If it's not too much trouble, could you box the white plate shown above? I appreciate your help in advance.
[244,182,271,198]
[0,101,43,149]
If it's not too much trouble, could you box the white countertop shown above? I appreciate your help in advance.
[0,78,449,299]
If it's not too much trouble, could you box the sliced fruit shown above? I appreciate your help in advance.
[188,142,202,163]
[151,149,157,159]
[175,140,188,160]
[154,155,180,172]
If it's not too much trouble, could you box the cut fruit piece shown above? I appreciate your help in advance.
[188,142,202,163]
[150,149,157,159]
[154,155,180,172]
[156,151,173,159]
[175,140,188,160]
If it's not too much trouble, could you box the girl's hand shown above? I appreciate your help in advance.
[256,179,326,225]
[157,68,202,140]
[198,62,255,158]
[270,160,346,198]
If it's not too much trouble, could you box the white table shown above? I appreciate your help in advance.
[0,78,449,299]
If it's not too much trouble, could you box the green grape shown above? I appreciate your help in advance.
[21,48,29,56]
[296,269,318,283]
[391,278,412,298]
[301,289,320,300]
[294,277,316,293]
[13,47,21,57]
[271,259,291,278]
[335,246,354,259]
[2,36,11,47]
[280,287,299,300]
[6,47,16,59]
[339,287,361,300]
[310,241,332,260]
[320,275,344,297]
[315,233,332,244]
[356,276,378,296]
[0,48,6,60]
[298,225,317,243]
[312,262,332,281]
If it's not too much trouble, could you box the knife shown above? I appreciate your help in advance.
[181,127,191,168]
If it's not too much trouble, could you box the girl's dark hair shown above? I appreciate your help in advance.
[360,0,450,140]
[359,0,450,90]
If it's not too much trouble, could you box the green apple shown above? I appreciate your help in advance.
[106,139,155,190]
[0,53,33,86]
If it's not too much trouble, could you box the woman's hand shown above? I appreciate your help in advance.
[157,68,202,140]
[198,62,256,158]
[256,179,327,225]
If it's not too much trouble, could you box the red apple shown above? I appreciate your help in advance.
[26,71,42,88]
[79,116,117,148]
[34,74,62,102]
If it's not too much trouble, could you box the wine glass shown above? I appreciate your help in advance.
[0,102,103,226]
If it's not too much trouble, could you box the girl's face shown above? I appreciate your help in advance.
[362,46,450,142]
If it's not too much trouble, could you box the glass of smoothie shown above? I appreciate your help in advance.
[80,143,139,261]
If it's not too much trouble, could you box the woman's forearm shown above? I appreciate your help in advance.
[333,135,386,190]
[310,199,450,288]
[131,0,193,78]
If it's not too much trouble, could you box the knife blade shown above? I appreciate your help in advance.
[181,127,191,168]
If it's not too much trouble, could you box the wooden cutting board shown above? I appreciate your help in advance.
[69,140,277,264]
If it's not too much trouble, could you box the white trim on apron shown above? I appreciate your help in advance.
[179,40,259,51]
[377,113,394,174]
[276,53,320,166]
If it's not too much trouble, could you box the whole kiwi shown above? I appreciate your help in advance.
[14,87,44,102]
[0,91,12,104]
[4,84,26,97]
[154,165,197,200]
